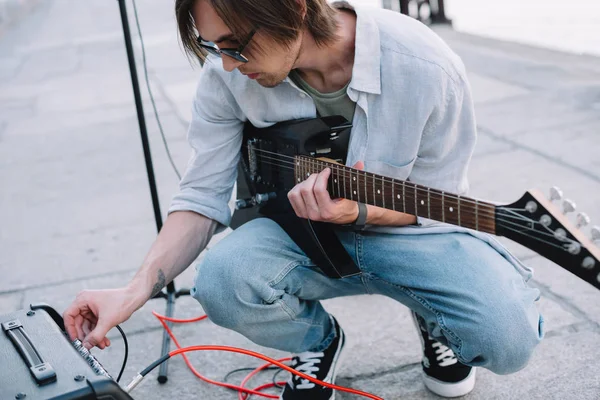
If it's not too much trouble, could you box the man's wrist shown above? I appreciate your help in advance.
[352,202,368,229]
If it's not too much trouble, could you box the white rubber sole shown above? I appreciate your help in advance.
[423,367,476,398]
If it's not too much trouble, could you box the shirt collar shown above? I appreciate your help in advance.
[332,1,381,95]
[284,1,381,95]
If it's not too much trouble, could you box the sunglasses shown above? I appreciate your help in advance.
[196,29,257,63]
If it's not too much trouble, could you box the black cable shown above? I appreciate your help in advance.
[115,325,129,383]
[141,353,171,376]
[272,366,288,389]
[222,366,281,387]
[130,0,182,181]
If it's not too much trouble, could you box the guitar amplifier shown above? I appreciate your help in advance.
[0,303,133,400]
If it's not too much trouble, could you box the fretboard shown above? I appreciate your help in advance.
[295,156,496,234]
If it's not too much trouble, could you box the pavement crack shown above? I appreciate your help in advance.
[339,362,421,383]
[530,278,599,325]
[0,267,138,296]
[544,320,600,339]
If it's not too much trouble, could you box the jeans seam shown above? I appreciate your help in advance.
[267,259,314,289]
[274,298,322,326]
[371,275,466,360]
[264,260,324,326]
[355,233,372,294]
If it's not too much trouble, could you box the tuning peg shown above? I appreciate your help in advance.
[562,199,576,214]
[549,186,563,201]
[592,226,600,242]
[576,212,591,228]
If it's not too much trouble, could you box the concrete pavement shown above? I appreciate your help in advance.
[1,1,599,399]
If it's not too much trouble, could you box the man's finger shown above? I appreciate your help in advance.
[300,173,320,219]
[288,187,308,218]
[313,168,333,210]
[83,320,112,350]
[63,301,85,341]
[74,314,86,342]
[352,160,365,170]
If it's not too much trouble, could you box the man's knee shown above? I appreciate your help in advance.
[462,306,543,375]
[191,240,274,329]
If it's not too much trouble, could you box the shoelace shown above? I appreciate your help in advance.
[291,351,324,389]
[431,342,458,367]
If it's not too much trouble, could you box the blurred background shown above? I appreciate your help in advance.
[1,1,599,399]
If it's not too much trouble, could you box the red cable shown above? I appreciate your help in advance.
[152,311,383,400]
[152,312,272,398]
[237,360,289,400]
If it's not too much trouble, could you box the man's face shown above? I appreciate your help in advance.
[193,0,301,88]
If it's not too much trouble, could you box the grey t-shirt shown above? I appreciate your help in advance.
[289,69,356,124]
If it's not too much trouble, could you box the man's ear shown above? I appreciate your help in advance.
[295,0,307,19]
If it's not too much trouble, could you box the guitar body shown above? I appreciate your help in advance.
[231,116,361,279]
[231,116,352,229]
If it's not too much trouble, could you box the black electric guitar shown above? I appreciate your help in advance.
[232,116,600,290]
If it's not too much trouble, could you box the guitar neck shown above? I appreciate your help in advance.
[295,156,497,234]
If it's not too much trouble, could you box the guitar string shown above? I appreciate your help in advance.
[257,157,565,232]
[255,159,582,253]
[496,224,571,253]
[255,155,497,216]
[257,157,526,229]
[497,207,569,241]
[254,152,497,212]
[259,158,506,235]
[495,218,578,246]
[260,154,563,230]
[256,149,501,213]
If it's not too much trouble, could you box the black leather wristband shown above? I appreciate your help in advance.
[353,202,368,230]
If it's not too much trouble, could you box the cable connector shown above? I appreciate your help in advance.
[124,374,144,393]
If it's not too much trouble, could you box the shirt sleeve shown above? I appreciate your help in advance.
[168,64,244,233]
[409,76,477,196]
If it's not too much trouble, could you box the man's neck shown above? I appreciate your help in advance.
[292,9,356,93]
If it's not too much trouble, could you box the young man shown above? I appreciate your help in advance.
[64,1,543,398]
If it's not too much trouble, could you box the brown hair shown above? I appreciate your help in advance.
[175,0,339,64]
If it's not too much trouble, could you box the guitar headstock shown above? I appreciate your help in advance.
[496,188,600,290]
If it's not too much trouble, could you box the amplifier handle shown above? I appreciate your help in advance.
[2,319,57,385]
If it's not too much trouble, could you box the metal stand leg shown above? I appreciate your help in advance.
[116,0,189,384]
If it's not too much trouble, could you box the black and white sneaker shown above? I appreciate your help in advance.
[280,316,345,400]
[412,312,476,398]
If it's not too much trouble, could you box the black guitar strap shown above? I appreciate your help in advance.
[240,116,361,279]
[263,208,361,279]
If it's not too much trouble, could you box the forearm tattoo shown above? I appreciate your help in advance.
[150,269,166,298]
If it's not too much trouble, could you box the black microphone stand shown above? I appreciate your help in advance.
[117,0,189,383]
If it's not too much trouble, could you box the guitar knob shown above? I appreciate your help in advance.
[592,226,600,242]
[576,212,591,228]
[549,186,563,201]
[562,199,576,214]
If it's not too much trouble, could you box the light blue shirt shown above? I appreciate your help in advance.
[168,2,532,279]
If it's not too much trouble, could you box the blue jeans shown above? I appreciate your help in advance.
[191,218,543,375]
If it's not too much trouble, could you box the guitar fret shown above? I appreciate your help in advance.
[336,164,341,198]
[355,169,360,202]
[372,171,376,207]
[343,164,347,200]
[402,182,406,213]
[458,195,461,227]
[475,199,479,231]
[363,170,368,205]
[442,192,445,222]
[392,179,395,211]
[427,187,431,219]
[414,183,418,216]
[382,175,385,209]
